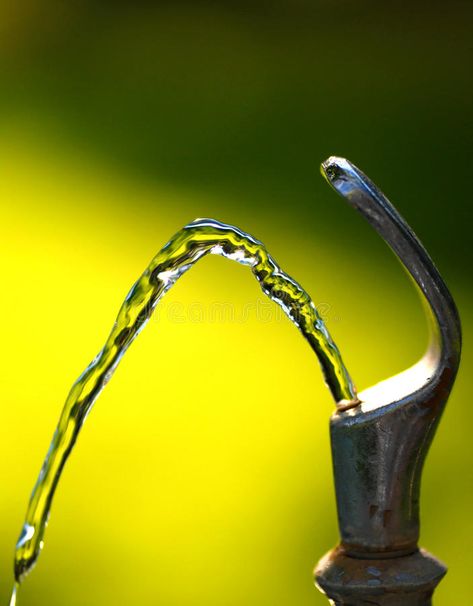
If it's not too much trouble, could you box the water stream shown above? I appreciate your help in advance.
[10,218,357,603]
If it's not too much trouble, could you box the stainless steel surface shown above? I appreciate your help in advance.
[315,547,446,606]
[314,157,462,604]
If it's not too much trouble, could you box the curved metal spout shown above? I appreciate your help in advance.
[315,157,462,605]
[321,156,461,412]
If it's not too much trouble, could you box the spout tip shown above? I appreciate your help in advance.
[321,156,351,180]
[321,156,367,203]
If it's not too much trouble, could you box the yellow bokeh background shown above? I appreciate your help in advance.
[0,3,472,605]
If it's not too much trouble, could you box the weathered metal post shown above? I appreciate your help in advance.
[314,158,462,605]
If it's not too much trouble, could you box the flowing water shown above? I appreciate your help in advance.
[8,585,17,606]
[10,218,357,602]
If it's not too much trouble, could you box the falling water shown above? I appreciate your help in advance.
[8,585,17,606]
[11,218,358,602]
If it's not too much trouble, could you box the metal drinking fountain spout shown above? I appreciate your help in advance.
[315,158,462,605]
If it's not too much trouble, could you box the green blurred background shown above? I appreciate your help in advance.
[0,1,472,604]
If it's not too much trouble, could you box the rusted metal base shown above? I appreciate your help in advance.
[315,546,446,605]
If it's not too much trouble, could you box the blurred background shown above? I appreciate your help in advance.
[0,1,471,604]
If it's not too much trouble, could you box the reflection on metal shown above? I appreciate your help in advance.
[314,157,462,605]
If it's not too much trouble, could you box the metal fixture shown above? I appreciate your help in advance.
[315,157,462,605]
